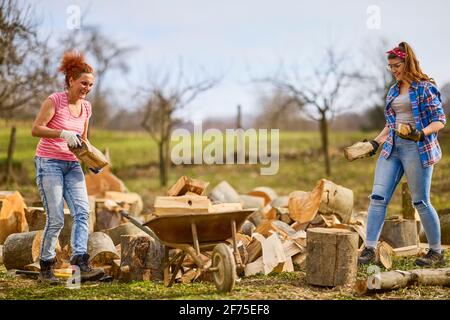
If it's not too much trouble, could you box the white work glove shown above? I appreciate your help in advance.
[60,130,82,148]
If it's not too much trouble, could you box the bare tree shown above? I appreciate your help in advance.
[253,89,306,130]
[0,0,56,185]
[263,47,358,176]
[60,26,136,128]
[140,66,220,186]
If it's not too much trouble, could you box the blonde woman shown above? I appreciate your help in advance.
[358,42,446,267]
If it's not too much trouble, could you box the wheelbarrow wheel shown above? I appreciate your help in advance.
[212,243,236,292]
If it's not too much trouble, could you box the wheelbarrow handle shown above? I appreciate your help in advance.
[119,209,161,243]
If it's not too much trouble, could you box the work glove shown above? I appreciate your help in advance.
[89,168,102,174]
[60,130,82,148]
[395,124,425,142]
[363,139,379,156]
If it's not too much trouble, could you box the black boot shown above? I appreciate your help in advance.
[415,249,446,268]
[39,258,60,285]
[70,253,105,282]
[358,247,376,265]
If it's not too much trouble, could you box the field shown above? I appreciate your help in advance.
[0,123,449,300]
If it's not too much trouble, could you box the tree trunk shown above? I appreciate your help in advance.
[5,126,16,186]
[306,227,359,286]
[319,114,331,176]
[120,235,165,281]
[380,219,418,248]
[158,141,167,187]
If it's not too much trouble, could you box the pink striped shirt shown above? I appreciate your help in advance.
[36,92,92,161]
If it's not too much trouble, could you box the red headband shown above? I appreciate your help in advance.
[387,47,406,59]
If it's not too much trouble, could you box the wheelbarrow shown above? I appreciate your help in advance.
[104,200,255,292]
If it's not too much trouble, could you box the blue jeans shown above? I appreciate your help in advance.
[366,135,442,252]
[35,156,90,261]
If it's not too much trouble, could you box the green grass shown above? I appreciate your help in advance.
[1,252,449,300]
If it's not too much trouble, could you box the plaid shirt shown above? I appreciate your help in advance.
[380,80,447,168]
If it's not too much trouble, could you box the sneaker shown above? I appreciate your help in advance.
[358,247,376,265]
[415,249,446,268]
[70,253,105,282]
[38,258,60,285]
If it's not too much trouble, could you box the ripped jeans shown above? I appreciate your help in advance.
[366,135,441,252]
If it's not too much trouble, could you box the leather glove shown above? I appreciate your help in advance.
[395,124,425,142]
[60,130,82,148]
[363,139,379,156]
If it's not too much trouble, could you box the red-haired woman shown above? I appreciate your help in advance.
[358,42,447,267]
[31,52,104,284]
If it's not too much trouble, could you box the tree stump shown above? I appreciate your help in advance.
[3,230,43,270]
[380,219,418,248]
[120,235,165,281]
[94,201,124,231]
[306,228,359,287]
[419,210,450,245]
[87,232,119,267]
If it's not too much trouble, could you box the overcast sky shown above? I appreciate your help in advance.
[27,0,450,121]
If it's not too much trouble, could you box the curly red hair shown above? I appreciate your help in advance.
[59,51,94,88]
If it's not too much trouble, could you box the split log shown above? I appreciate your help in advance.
[0,244,3,265]
[85,164,127,197]
[288,190,321,224]
[247,187,278,206]
[0,191,28,244]
[343,141,374,161]
[208,181,240,203]
[87,232,120,267]
[306,228,359,287]
[209,202,243,213]
[247,204,273,227]
[167,176,209,196]
[3,231,43,270]
[380,218,418,248]
[246,237,263,263]
[252,233,290,275]
[120,235,165,281]
[104,191,143,216]
[278,207,293,225]
[254,219,277,238]
[153,195,211,216]
[239,195,265,210]
[102,222,149,245]
[355,268,450,294]
[318,179,353,224]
